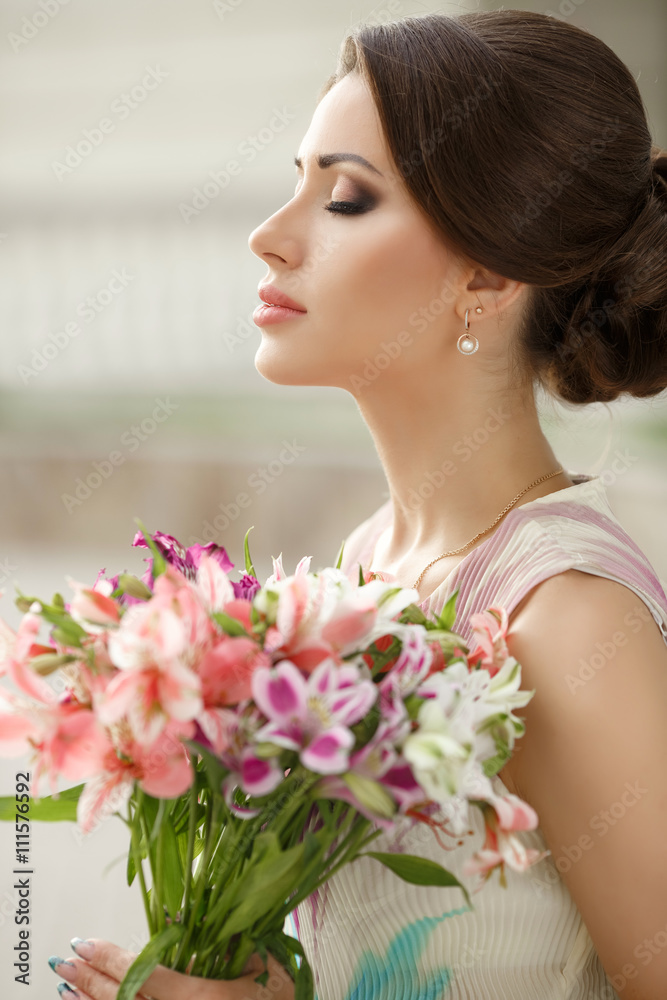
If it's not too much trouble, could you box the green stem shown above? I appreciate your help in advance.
[128,795,154,936]
[137,794,159,929]
[155,819,166,933]
[180,793,224,974]
[171,779,200,969]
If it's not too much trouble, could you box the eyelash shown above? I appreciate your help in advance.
[325,200,372,215]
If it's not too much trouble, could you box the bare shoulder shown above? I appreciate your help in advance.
[502,568,667,996]
[507,567,667,681]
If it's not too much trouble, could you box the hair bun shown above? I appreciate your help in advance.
[651,147,667,206]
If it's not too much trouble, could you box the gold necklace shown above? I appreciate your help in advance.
[410,467,565,592]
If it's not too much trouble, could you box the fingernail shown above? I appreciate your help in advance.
[57,985,80,998]
[47,957,77,983]
[70,937,94,960]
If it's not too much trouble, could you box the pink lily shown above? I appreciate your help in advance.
[198,635,272,707]
[67,577,121,629]
[251,657,377,774]
[76,719,195,834]
[96,658,203,745]
[0,613,58,703]
[264,553,312,585]
[194,553,236,614]
[467,606,510,677]
[271,574,337,674]
[462,796,549,889]
[9,700,112,800]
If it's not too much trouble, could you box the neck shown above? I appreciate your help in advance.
[355,374,569,564]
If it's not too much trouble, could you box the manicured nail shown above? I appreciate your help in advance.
[70,938,94,960]
[57,984,80,997]
[47,957,77,983]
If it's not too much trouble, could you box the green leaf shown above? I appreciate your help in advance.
[360,851,473,910]
[334,540,345,571]
[134,519,167,578]
[0,783,84,822]
[182,740,228,793]
[116,924,184,1000]
[220,841,306,938]
[435,587,460,631]
[51,623,87,649]
[126,848,137,887]
[243,526,256,577]
[212,610,249,637]
[397,603,431,627]
[294,951,315,1000]
[160,816,184,919]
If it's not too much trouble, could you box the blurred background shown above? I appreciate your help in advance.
[0,0,666,995]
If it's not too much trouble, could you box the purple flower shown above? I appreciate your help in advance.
[132,531,235,584]
[233,573,261,601]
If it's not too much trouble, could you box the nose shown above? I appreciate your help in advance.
[247,196,301,266]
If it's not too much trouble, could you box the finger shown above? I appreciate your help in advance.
[56,942,154,1000]
[70,938,224,1000]
[49,956,132,1000]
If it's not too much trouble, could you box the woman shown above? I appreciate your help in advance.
[49,10,667,1000]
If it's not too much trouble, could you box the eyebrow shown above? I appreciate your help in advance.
[293,152,383,177]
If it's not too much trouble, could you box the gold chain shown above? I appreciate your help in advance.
[411,467,565,592]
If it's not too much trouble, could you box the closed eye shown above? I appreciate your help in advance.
[325,200,372,215]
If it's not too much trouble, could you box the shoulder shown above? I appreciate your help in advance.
[507,568,667,684]
[504,568,667,993]
[506,567,667,724]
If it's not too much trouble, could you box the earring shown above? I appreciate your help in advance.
[457,307,480,354]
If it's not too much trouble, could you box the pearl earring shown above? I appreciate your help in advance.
[457,307,481,355]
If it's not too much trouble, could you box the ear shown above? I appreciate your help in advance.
[457,265,527,323]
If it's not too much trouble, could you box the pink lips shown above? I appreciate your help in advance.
[254,284,307,326]
[257,284,306,312]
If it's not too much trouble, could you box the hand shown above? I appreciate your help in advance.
[47,938,295,999]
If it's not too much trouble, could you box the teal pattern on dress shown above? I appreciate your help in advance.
[313,904,471,1000]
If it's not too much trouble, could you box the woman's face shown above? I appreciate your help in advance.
[247,70,465,391]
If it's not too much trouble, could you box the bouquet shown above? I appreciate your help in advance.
[0,524,548,1000]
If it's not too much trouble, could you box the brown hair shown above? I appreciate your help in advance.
[319,10,667,405]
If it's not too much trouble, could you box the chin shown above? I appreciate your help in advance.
[254,349,350,390]
[253,345,317,387]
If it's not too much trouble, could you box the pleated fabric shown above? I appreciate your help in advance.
[287,471,667,999]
